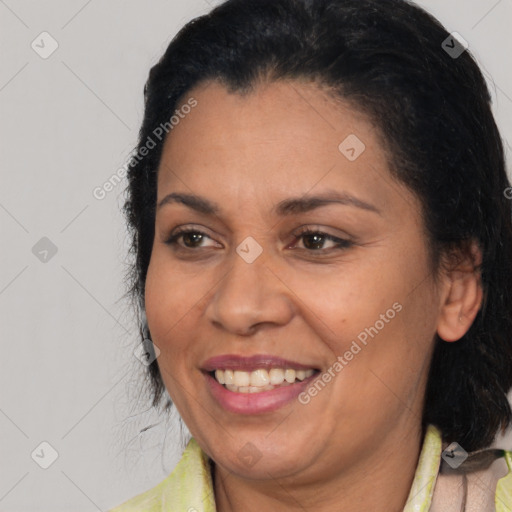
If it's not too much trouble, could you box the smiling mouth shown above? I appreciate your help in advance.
[209,368,319,393]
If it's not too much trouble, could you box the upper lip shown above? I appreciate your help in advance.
[201,354,319,372]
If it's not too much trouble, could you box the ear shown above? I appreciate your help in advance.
[436,240,484,342]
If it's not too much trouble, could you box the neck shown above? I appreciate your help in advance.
[213,422,424,512]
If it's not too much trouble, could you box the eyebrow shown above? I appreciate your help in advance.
[157,191,382,216]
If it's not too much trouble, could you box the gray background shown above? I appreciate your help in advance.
[1,0,511,510]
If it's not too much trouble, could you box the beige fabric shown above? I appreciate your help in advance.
[430,453,510,511]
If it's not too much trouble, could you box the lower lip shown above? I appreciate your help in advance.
[203,371,318,415]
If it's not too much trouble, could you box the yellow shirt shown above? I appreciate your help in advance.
[109,425,512,512]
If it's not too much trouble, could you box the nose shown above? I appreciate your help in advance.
[204,245,295,336]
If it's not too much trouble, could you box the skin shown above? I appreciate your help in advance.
[144,79,483,512]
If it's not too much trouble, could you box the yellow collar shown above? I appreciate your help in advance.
[403,424,441,511]
[109,424,512,511]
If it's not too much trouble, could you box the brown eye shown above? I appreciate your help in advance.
[165,228,216,249]
[292,227,353,253]
[164,226,353,255]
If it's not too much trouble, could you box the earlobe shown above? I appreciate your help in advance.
[436,241,483,343]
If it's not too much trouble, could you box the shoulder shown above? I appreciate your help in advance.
[108,475,171,512]
[467,448,512,512]
[495,450,512,511]
[431,448,512,512]
[107,438,216,512]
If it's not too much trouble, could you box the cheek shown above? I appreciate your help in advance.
[144,257,168,340]
[144,259,198,410]
[144,255,195,369]
[276,257,399,350]
[289,249,435,401]
[145,249,202,335]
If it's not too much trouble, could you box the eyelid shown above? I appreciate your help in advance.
[289,226,353,252]
[292,224,354,241]
[164,224,355,254]
[163,225,219,245]
[163,224,346,243]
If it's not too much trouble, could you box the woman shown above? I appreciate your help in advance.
[110,0,512,510]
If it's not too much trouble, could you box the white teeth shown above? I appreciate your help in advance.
[233,370,250,387]
[250,369,270,386]
[269,368,285,385]
[284,369,296,383]
[213,368,316,392]
[224,370,234,385]
[215,369,225,385]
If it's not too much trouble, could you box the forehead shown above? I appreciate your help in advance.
[155,79,412,219]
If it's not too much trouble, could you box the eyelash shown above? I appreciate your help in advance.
[164,226,353,255]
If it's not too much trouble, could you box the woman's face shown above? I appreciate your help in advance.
[145,79,443,481]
